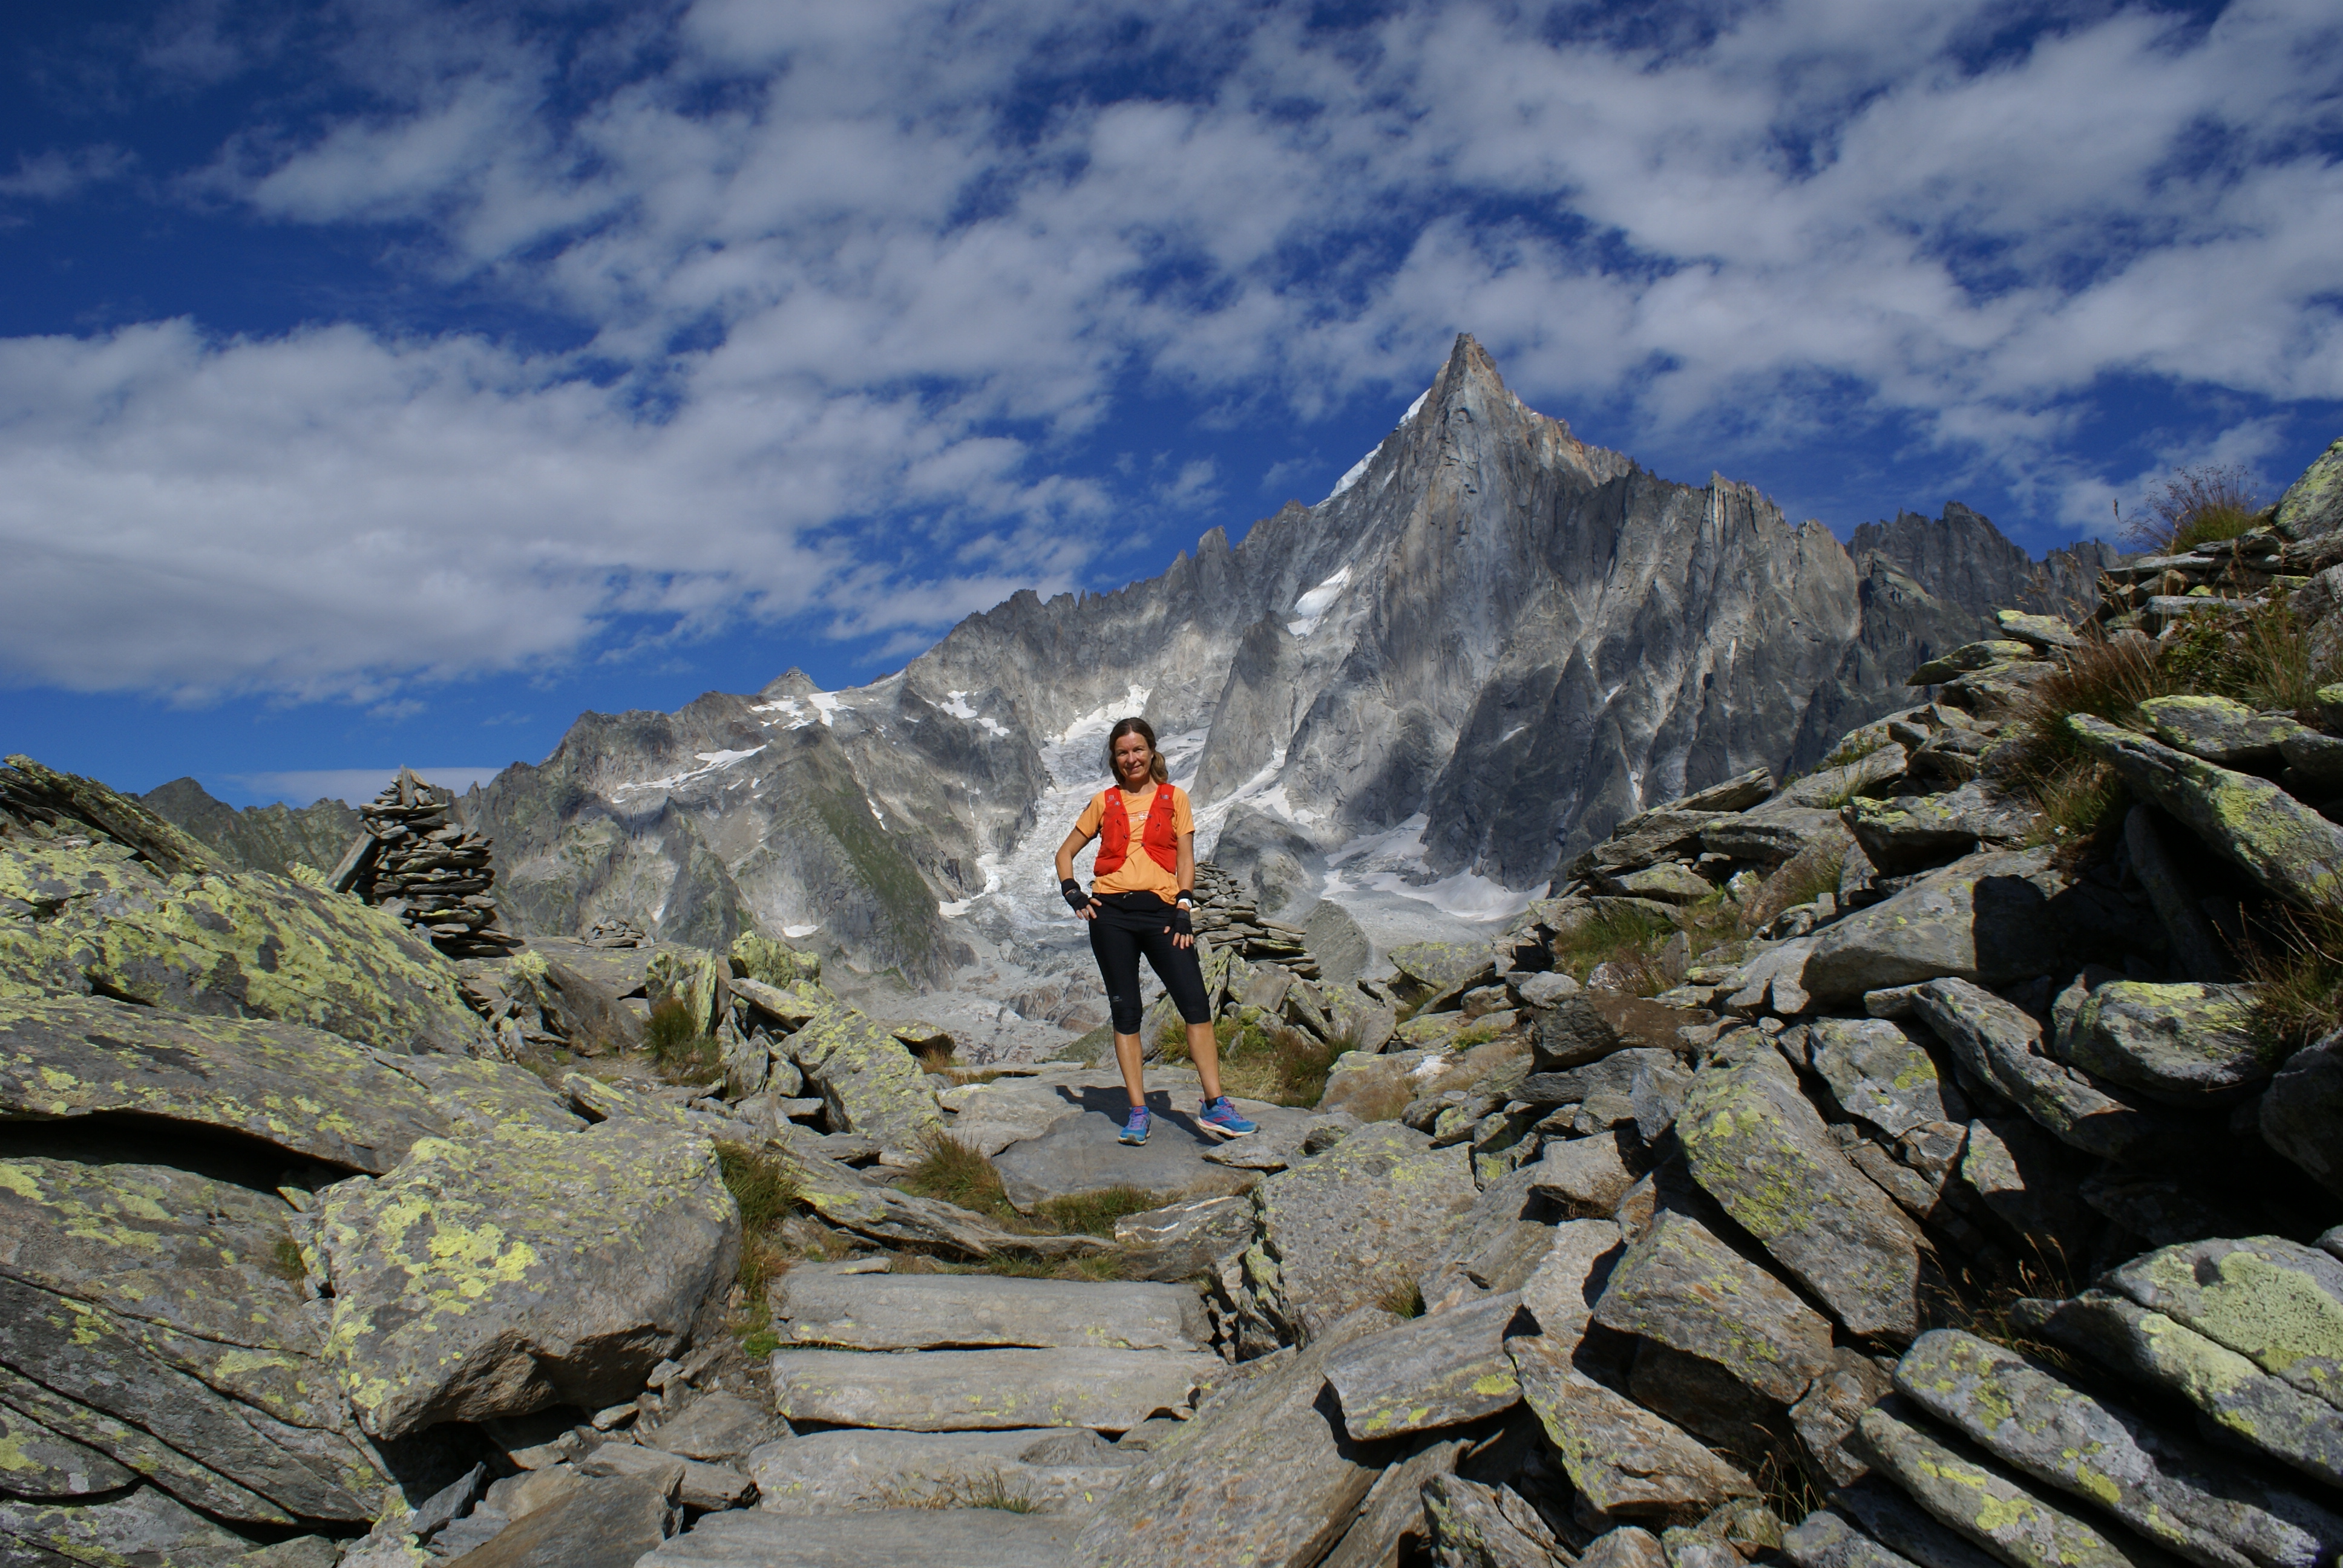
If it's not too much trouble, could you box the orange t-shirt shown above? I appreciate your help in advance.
[1074,783,1193,901]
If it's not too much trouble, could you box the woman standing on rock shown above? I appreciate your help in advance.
[1055,717,1256,1147]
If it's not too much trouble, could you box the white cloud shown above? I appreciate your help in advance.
[0,145,135,200]
[3,0,2339,701]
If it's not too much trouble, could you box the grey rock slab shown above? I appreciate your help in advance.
[2058,982,2275,1103]
[0,1400,134,1497]
[1422,1472,1568,1566]
[1111,1193,1256,1282]
[1913,979,2181,1162]
[643,1390,782,1463]
[1510,1331,1755,1524]
[0,1483,255,1568]
[0,995,447,1174]
[747,1428,1123,1516]
[1325,1290,1524,1440]
[1848,1402,2182,1568]
[315,1112,738,1441]
[1536,992,1704,1071]
[1250,1120,1480,1342]
[1787,1511,1925,1568]
[2134,696,2303,769]
[1591,1212,1837,1405]
[1893,1329,2343,1568]
[2105,1238,2343,1412]
[1527,1132,1641,1217]
[946,1083,1087,1158]
[1833,1477,2010,1568]
[1663,1527,1747,1568]
[2067,714,2343,908]
[1518,1047,1680,1107]
[1519,1217,1625,1349]
[1583,813,1721,877]
[1319,1436,1470,1568]
[1582,1526,1671,1568]
[1675,1038,1921,1340]
[768,1346,1222,1432]
[992,1080,1302,1212]
[442,1471,677,1568]
[2261,1031,2343,1199]
[2014,1291,2343,1489]
[1807,1017,1958,1138]
[1705,810,1849,866]
[1960,1118,2090,1249]
[786,1002,945,1166]
[1066,1307,1397,1568]
[772,1271,1210,1351]
[1801,851,2063,1005]
[1790,1348,1895,1486]
[640,1506,1080,1567]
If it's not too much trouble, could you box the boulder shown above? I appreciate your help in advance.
[447,1470,679,1568]
[1510,1331,1755,1523]
[1833,1475,2011,1568]
[1771,748,1909,811]
[1537,992,1703,1071]
[643,1391,781,1463]
[1676,1040,1921,1340]
[1844,786,2039,876]
[0,996,450,1173]
[316,1115,738,1440]
[0,1155,381,1526]
[1527,1132,1641,1217]
[1518,1218,1625,1348]
[1066,1308,1397,1567]
[2105,1238,2343,1411]
[1789,1349,1895,1485]
[1247,1120,1480,1342]
[2014,1292,2343,1489]
[1913,979,2181,1163]
[2057,982,2274,1103]
[1703,809,1849,866]
[1893,1329,2343,1568]
[1801,851,2063,1004]
[1996,610,2083,653]
[2260,1031,2343,1198]
[1324,1290,1524,1440]
[1909,641,2037,683]
[1519,1046,1680,1109]
[0,1485,258,1568]
[2273,433,2343,538]
[770,1272,1209,1353]
[1320,1048,1459,1121]
[1961,1117,2091,1249]
[768,1346,1221,1432]
[1112,1194,1257,1282]
[2067,714,2343,907]
[1610,863,1717,904]
[746,1427,1130,1517]
[1591,1213,1837,1405]
[1848,1402,2180,1568]
[1391,942,1499,1001]
[514,953,645,1056]
[1804,1018,1959,1138]
[1580,812,1720,878]
[2134,696,2303,769]
[786,1002,943,1165]
[0,765,488,1054]
[764,1138,1105,1259]
[729,932,821,990]
[1583,1526,1672,1568]
[1420,1473,1570,1566]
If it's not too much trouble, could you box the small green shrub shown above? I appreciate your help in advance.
[2125,462,2264,554]
[715,1140,801,1317]
[2163,596,2338,714]
[1550,904,1679,995]
[644,994,723,1085]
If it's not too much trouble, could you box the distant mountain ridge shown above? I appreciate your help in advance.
[142,778,358,878]
[156,336,2115,1010]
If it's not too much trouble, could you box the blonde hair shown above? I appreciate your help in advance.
[1104,716,1169,785]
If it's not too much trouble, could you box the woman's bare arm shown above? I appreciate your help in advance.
[1175,832,1195,896]
[1054,825,1093,883]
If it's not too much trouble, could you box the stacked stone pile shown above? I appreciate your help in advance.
[588,916,648,949]
[1190,860,1319,977]
[336,767,523,959]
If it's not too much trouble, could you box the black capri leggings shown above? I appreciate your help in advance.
[1087,895,1213,1036]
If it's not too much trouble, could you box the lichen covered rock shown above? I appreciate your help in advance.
[1591,1212,1836,1405]
[316,1116,739,1440]
[2260,1031,2343,1200]
[2106,1239,2343,1413]
[785,1001,943,1166]
[2057,982,2276,1103]
[1801,851,2063,1004]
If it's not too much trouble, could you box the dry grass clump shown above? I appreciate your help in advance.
[2163,595,2336,714]
[714,1140,801,1350]
[1374,1276,1426,1319]
[896,1131,1162,1278]
[2123,462,2265,554]
[2240,901,2343,1054]
[1159,1015,1334,1106]
[1550,905,1680,996]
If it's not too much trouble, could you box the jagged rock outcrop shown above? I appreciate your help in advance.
[142,775,360,877]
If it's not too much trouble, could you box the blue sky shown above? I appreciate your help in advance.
[4,0,2340,806]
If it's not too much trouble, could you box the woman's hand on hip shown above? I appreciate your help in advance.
[1172,930,1193,949]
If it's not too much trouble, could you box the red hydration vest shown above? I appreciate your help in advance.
[1094,785,1181,875]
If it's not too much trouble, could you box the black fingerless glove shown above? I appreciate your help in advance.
[1061,879,1092,913]
[1169,904,1193,937]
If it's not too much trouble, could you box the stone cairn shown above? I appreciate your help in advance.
[586,916,647,949]
[331,767,522,958]
[1190,861,1318,979]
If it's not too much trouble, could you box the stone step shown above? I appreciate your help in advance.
[770,1346,1224,1432]
[772,1271,1210,1352]
[749,1426,1136,1517]
[639,1506,1079,1566]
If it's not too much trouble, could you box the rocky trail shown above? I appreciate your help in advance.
[8,436,2343,1568]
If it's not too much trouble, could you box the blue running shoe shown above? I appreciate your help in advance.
[1197,1096,1257,1139]
[1118,1106,1151,1146]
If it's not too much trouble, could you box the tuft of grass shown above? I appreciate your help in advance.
[1035,1186,1173,1238]
[267,1236,307,1284]
[2008,634,2177,779]
[1820,733,1889,769]
[1734,845,1846,933]
[1190,1016,1336,1106]
[900,1129,1022,1224]
[715,1140,801,1338]
[1551,904,1680,995]
[2240,901,2343,1056]
[1374,1277,1425,1319]
[2163,595,2339,715]
[1919,1236,2086,1376]
[644,994,723,1085]
[2125,462,2264,555]
[882,1472,1041,1514]
[965,1251,1131,1282]
[913,1040,956,1075]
